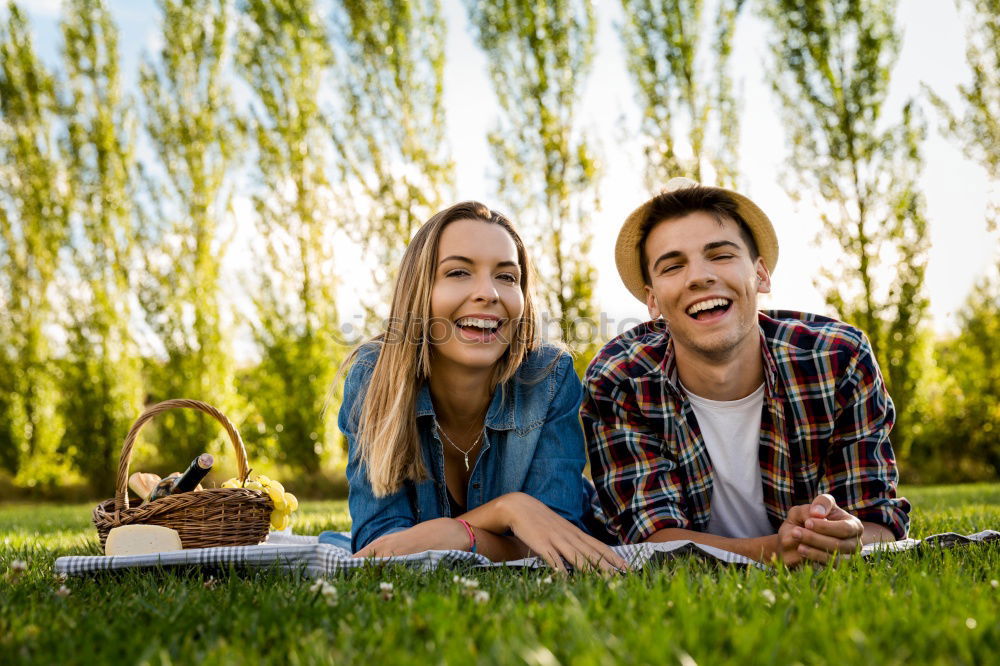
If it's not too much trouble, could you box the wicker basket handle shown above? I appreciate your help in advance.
[114,399,250,512]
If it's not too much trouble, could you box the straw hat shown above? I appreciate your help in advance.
[614,177,779,303]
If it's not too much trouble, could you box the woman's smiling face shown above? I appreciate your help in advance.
[429,218,525,372]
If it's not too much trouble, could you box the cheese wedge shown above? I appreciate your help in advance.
[105,525,183,556]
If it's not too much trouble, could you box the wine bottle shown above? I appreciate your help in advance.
[145,453,214,502]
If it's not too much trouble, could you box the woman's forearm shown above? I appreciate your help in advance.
[468,528,531,561]
[457,493,532,561]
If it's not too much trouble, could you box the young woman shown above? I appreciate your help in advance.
[322,201,625,573]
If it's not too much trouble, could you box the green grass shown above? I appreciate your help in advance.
[2,484,998,665]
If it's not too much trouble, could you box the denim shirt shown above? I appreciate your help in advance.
[343,343,588,552]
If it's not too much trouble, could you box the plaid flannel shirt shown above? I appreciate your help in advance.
[582,310,911,544]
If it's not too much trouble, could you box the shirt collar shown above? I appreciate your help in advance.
[647,311,781,399]
[415,379,516,431]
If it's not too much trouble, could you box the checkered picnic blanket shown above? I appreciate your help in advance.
[54,534,763,577]
[54,530,999,577]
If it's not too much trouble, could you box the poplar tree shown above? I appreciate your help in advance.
[620,0,745,189]
[465,0,601,369]
[927,0,1000,230]
[236,0,344,470]
[137,0,240,469]
[56,0,145,494]
[331,0,453,323]
[0,4,71,486]
[763,0,930,456]
[918,0,1000,478]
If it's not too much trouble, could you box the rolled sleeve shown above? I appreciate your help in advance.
[825,336,911,539]
[582,370,691,544]
[341,356,417,551]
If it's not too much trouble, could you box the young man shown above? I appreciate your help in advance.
[582,177,910,566]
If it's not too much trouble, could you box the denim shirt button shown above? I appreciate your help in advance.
[472,483,480,489]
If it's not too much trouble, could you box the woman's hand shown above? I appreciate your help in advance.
[494,492,630,574]
[352,518,470,559]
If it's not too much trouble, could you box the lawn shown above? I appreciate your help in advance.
[2,484,998,665]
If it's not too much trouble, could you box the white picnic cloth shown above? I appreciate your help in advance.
[54,529,999,577]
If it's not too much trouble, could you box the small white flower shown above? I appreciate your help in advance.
[539,576,553,585]
[761,589,776,606]
[473,590,490,603]
[54,572,68,582]
[379,581,393,592]
[991,579,998,589]
[11,559,27,573]
[966,618,977,630]
[454,576,478,589]
[55,585,71,598]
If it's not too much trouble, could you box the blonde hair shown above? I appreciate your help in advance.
[349,201,539,497]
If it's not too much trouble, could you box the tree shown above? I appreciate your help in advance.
[55,0,145,496]
[331,0,454,326]
[136,0,241,470]
[465,0,601,370]
[0,3,71,486]
[927,0,1000,230]
[911,269,1000,481]
[620,0,745,189]
[235,0,344,470]
[762,0,930,457]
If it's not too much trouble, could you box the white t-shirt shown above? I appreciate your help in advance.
[682,382,774,539]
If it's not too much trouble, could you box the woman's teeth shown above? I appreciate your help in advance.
[456,317,500,330]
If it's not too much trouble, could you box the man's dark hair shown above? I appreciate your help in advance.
[640,186,760,284]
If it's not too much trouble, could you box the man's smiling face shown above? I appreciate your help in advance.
[643,210,771,360]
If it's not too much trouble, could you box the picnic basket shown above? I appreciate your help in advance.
[93,399,273,551]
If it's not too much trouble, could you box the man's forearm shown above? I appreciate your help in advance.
[861,520,895,545]
[645,527,781,564]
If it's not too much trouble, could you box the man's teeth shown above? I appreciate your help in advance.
[456,317,500,330]
[686,298,730,316]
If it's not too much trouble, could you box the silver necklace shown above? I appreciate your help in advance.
[437,425,484,472]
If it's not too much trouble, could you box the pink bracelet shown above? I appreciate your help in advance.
[455,519,477,553]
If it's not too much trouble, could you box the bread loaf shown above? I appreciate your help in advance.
[105,525,183,556]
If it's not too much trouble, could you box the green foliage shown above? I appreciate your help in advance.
[0,3,71,486]
[911,268,1000,482]
[235,0,345,470]
[465,0,602,371]
[620,0,745,189]
[928,0,1000,230]
[762,0,930,458]
[57,0,144,496]
[2,487,1000,664]
[136,0,242,470]
[332,0,454,327]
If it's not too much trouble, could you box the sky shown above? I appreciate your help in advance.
[18,0,999,341]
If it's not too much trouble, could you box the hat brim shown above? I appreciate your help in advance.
[615,182,779,304]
